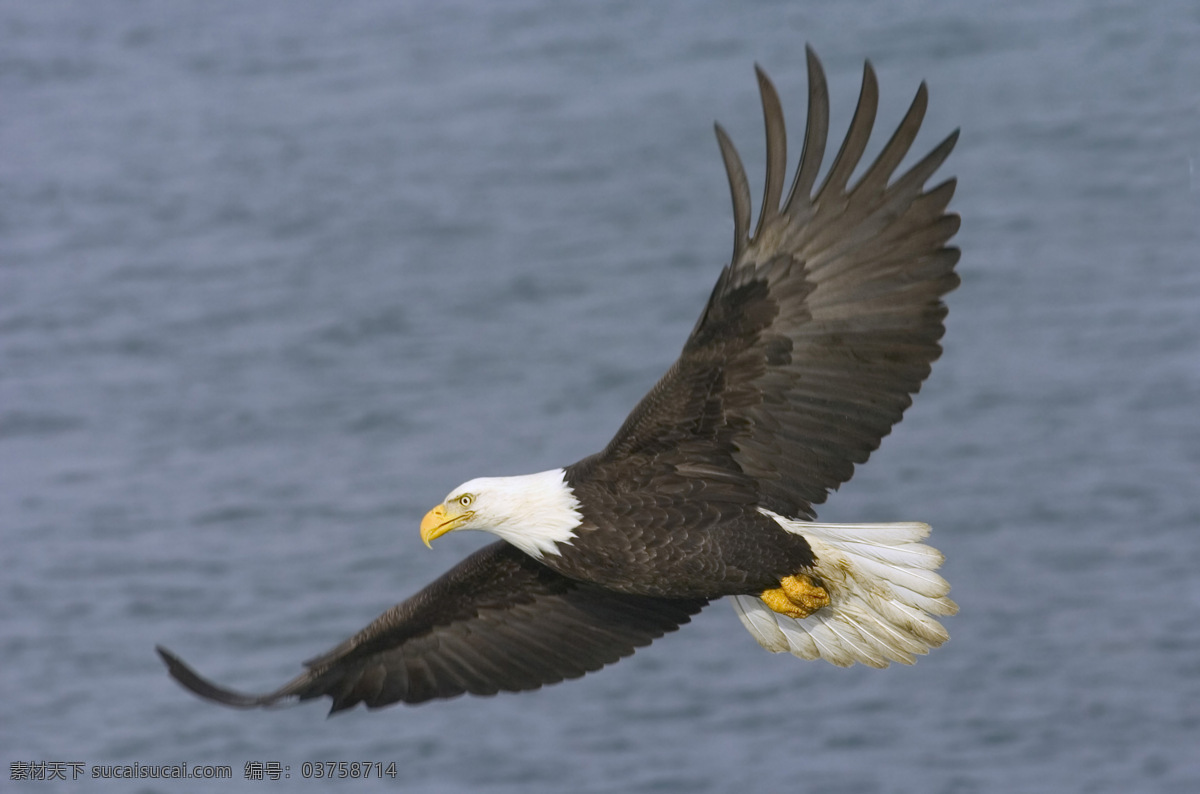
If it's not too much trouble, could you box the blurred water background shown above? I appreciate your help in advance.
[3,1,1198,791]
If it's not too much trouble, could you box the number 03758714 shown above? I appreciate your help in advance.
[300,761,398,779]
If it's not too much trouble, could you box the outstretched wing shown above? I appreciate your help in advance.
[157,542,707,713]
[585,47,960,519]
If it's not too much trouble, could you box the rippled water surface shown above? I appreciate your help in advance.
[3,1,1199,792]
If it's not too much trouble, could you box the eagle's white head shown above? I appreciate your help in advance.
[419,468,582,559]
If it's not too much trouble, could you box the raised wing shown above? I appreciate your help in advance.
[157,542,707,713]
[588,47,960,519]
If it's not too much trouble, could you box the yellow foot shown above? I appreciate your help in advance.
[761,574,830,619]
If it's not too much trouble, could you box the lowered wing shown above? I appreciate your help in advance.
[158,541,707,713]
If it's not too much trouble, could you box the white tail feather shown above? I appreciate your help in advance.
[732,510,957,668]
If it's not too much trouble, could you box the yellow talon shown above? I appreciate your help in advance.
[761,574,830,619]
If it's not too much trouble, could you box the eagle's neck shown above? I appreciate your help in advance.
[466,469,583,559]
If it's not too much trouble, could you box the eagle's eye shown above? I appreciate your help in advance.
[458,494,474,508]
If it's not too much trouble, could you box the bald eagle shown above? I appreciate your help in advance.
[157,47,960,713]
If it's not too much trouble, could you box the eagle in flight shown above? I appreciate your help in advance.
[158,46,960,714]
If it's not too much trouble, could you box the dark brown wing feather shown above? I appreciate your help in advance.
[157,542,707,713]
[586,47,960,519]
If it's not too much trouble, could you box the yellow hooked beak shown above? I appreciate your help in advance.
[420,504,474,548]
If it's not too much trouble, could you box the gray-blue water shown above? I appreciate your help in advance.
[3,1,1198,791]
